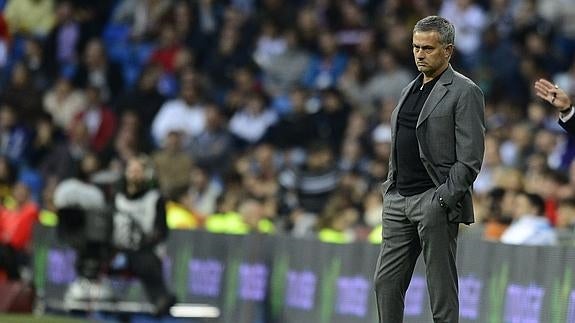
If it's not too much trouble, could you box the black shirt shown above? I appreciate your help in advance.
[395,74,443,196]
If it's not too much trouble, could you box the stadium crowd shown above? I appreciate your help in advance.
[1,0,575,284]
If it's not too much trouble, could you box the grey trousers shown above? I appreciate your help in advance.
[374,187,459,323]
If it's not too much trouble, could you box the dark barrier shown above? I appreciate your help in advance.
[33,227,575,323]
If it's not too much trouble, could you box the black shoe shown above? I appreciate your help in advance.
[154,294,176,317]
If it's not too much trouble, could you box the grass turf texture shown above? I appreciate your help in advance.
[0,314,88,323]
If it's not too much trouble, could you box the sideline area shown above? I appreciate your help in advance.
[33,227,575,323]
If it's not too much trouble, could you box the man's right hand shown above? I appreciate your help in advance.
[534,78,572,113]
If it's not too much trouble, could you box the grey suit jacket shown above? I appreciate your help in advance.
[381,65,485,224]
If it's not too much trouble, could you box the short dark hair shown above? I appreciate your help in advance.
[413,16,455,45]
[521,192,546,216]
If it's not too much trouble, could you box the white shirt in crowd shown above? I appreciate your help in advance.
[500,215,557,246]
[152,98,206,146]
[228,109,277,144]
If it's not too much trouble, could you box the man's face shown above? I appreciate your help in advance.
[412,31,452,78]
[125,159,145,184]
[512,194,535,219]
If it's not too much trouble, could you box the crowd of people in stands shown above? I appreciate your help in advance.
[1,0,575,283]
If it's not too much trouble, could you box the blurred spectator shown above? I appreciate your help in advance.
[252,20,286,69]
[336,57,370,111]
[111,0,172,41]
[302,31,348,90]
[188,103,233,175]
[0,104,31,164]
[103,110,145,169]
[535,169,570,226]
[338,169,369,207]
[229,92,278,147]
[27,113,64,170]
[499,122,534,169]
[0,157,16,203]
[0,182,39,280]
[533,128,565,169]
[314,88,350,154]
[73,38,124,102]
[557,198,575,231]
[69,86,117,153]
[152,131,193,197]
[171,1,209,53]
[205,197,274,235]
[500,191,557,245]
[260,29,310,97]
[1,62,43,128]
[481,187,513,241]
[338,138,369,175]
[165,185,200,230]
[364,50,413,109]
[439,0,487,71]
[476,24,523,103]
[203,26,251,91]
[475,134,504,195]
[317,196,359,244]
[0,12,8,70]
[151,78,205,146]
[538,0,575,66]
[112,155,175,315]
[486,0,514,40]
[491,167,524,192]
[193,0,223,41]
[38,177,58,227]
[4,0,55,37]
[254,0,295,30]
[115,65,165,133]
[238,146,281,223]
[332,1,371,52]
[44,0,84,80]
[264,87,317,150]
[513,0,549,42]
[186,165,222,218]
[149,24,183,74]
[222,66,259,116]
[21,37,49,90]
[554,58,575,99]
[295,6,320,53]
[43,77,87,130]
[280,141,340,215]
[363,187,383,228]
[37,119,91,182]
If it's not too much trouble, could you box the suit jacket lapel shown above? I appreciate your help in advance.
[416,65,454,128]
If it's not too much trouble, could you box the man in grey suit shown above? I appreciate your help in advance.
[373,16,485,323]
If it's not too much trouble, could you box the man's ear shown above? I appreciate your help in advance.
[445,44,454,58]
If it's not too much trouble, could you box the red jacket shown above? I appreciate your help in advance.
[0,202,39,250]
[72,106,117,153]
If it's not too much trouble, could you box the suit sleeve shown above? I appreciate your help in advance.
[559,114,575,135]
[435,83,485,210]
